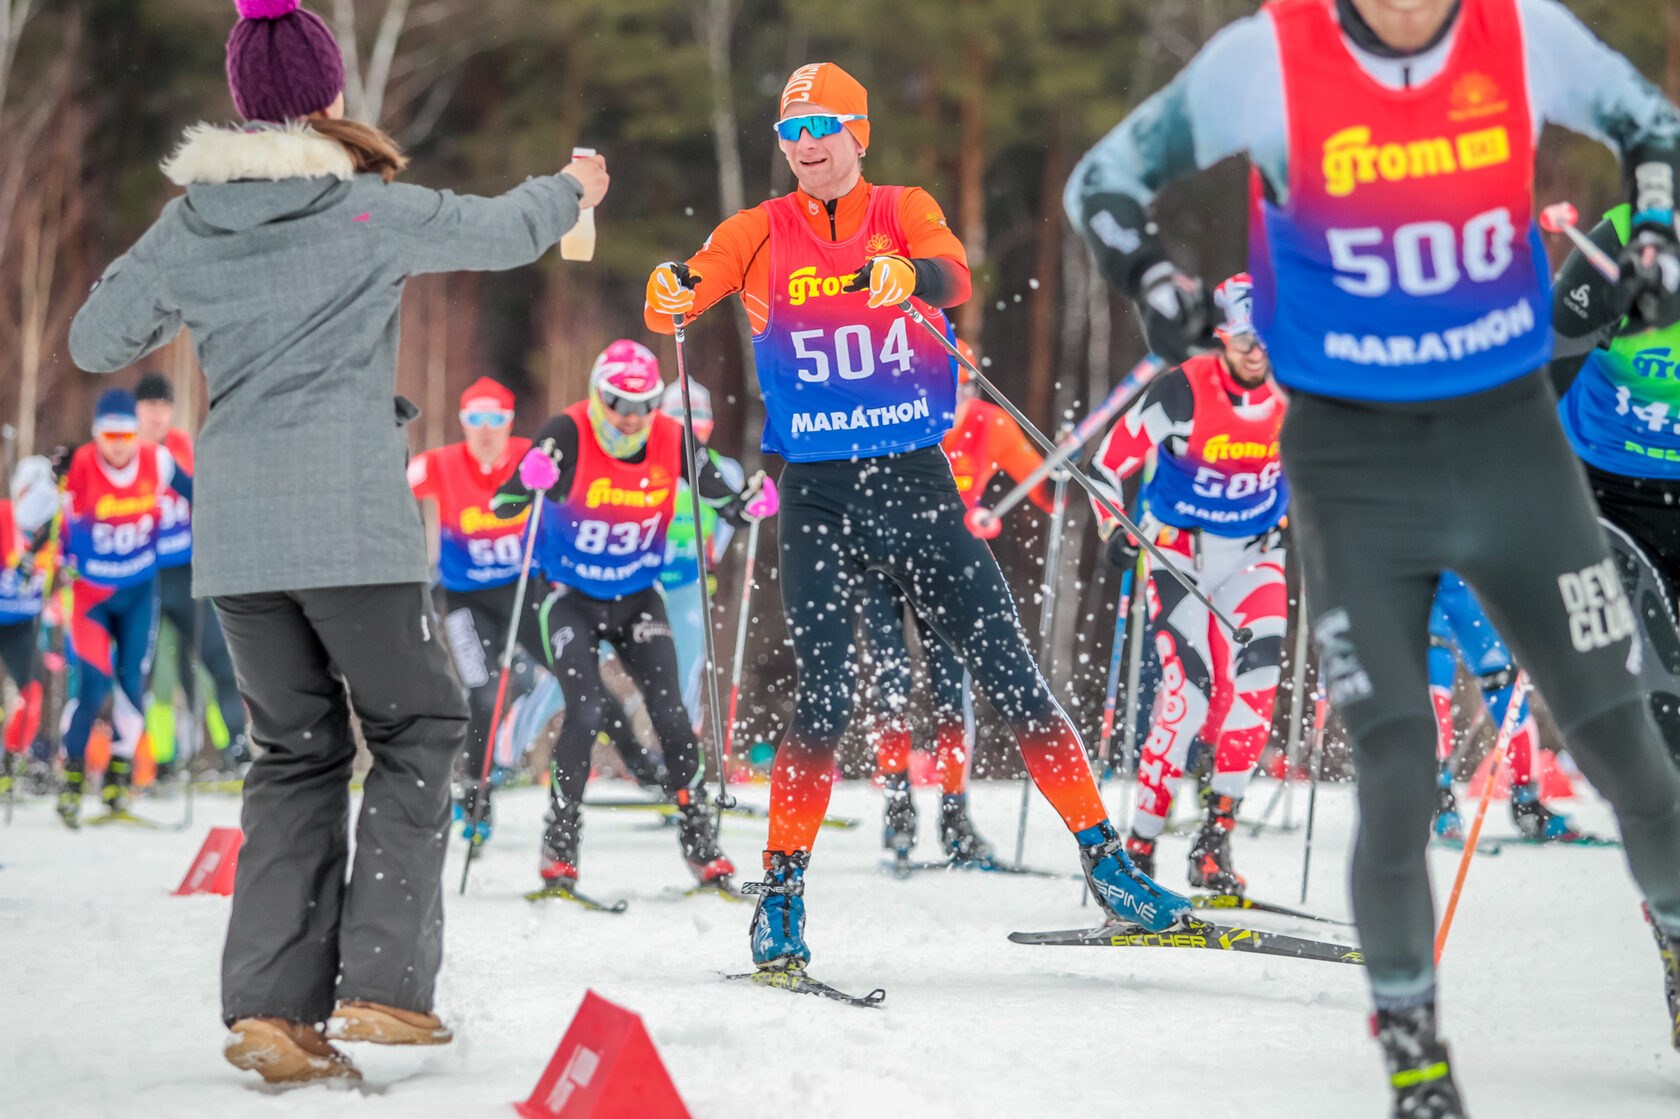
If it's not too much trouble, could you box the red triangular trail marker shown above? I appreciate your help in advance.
[516,990,691,1119]
[173,826,242,896]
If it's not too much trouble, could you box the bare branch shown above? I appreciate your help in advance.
[361,0,413,126]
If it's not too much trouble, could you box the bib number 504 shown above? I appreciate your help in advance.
[1328,206,1517,298]
[792,319,915,384]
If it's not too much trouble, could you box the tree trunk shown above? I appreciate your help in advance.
[1085,251,1112,404]
[1668,2,1680,104]
[1027,115,1065,428]
[0,0,37,136]
[955,25,988,344]
[362,0,413,126]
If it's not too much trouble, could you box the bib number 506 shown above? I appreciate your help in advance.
[792,319,915,384]
[1328,206,1516,298]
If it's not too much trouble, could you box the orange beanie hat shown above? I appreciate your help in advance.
[780,62,870,152]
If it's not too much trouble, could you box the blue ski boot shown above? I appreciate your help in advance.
[1510,781,1578,841]
[745,850,810,969]
[457,780,494,845]
[1077,821,1190,932]
[1433,783,1464,840]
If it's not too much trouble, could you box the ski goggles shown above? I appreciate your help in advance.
[598,387,662,417]
[1219,331,1265,356]
[459,409,514,429]
[94,428,137,444]
[772,113,867,143]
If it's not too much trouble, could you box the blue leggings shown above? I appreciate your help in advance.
[66,580,158,766]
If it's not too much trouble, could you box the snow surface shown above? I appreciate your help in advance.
[3,777,1677,1118]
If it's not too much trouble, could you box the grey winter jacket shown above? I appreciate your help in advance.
[69,123,584,597]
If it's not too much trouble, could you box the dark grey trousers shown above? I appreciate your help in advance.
[1282,371,1680,1009]
[214,583,467,1025]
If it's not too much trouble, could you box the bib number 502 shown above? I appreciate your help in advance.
[792,319,915,384]
[1328,206,1516,298]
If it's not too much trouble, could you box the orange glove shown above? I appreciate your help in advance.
[846,254,916,309]
[646,261,700,319]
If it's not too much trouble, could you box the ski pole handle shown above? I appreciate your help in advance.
[965,355,1165,538]
[1540,201,1621,283]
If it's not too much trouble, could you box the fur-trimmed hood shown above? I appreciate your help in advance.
[162,122,356,233]
[162,121,354,186]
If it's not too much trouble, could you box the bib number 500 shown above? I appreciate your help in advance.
[792,319,915,384]
[1328,206,1517,298]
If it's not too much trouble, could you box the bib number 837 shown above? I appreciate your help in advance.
[576,516,664,556]
[1327,206,1516,298]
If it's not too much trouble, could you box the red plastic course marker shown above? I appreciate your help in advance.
[173,826,242,897]
[517,990,691,1119]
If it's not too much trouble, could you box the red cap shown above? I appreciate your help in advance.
[460,377,514,413]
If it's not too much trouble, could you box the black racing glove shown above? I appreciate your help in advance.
[1079,192,1215,365]
[1098,518,1140,571]
[1616,162,1680,334]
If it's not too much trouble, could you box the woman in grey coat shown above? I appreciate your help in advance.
[68,0,609,1084]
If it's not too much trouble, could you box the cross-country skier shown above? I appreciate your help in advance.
[1091,274,1288,898]
[408,376,533,842]
[1067,0,1680,1112]
[645,61,1191,977]
[1428,572,1579,842]
[865,339,1052,865]
[656,378,744,723]
[69,0,610,1082]
[133,372,250,777]
[493,340,768,896]
[53,390,180,825]
[0,457,55,799]
[1550,205,1680,760]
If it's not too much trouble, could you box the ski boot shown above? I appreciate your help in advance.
[1188,793,1247,895]
[220,734,253,778]
[537,798,582,890]
[1123,832,1157,879]
[938,793,995,864]
[1372,1003,1467,1119]
[881,771,917,859]
[101,758,134,818]
[1432,782,1464,841]
[0,750,16,801]
[1510,781,1578,841]
[1648,911,1680,1051]
[675,788,736,887]
[745,849,810,970]
[1078,820,1190,932]
[57,768,84,830]
[456,780,495,846]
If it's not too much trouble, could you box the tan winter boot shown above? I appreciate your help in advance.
[224,1018,360,1084]
[328,1000,454,1045]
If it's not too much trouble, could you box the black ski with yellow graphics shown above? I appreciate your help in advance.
[1009,916,1364,966]
[723,964,886,1008]
[523,884,629,913]
[1190,893,1354,927]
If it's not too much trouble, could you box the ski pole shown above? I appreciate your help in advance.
[723,517,761,765]
[897,301,1253,645]
[671,310,736,812]
[1435,670,1530,963]
[459,491,546,895]
[181,597,206,832]
[1539,202,1620,283]
[967,356,1163,540]
[1014,453,1070,865]
[1084,561,1136,908]
[1096,566,1134,778]
[1116,549,1150,834]
[1298,682,1328,905]
[1253,584,1312,837]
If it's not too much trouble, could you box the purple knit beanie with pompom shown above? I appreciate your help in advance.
[225,0,346,123]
